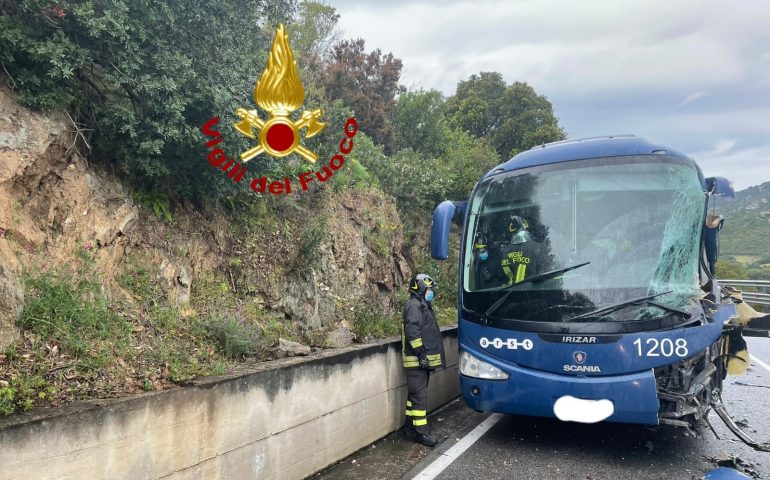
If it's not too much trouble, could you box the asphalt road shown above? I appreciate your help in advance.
[315,338,770,480]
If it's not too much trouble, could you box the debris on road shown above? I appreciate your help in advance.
[644,440,654,453]
[734,381,770,389]
[708,452,761,479]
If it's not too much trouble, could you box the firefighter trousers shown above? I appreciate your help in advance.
[405,368,431,434]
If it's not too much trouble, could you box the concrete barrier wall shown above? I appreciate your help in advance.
[0,328,459,480]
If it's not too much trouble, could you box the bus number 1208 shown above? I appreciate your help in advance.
[633,338,688,357]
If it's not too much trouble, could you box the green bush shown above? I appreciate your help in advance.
[715,259,747,280]
[365,130,500,214]
[0,0,295,202]
[133,190,173,223]
[293,217,328,270]
[0,376,49,415]
[201,316,264,359]
[350,308,399,339]
[0,387,15,415]
[330,158,376,191]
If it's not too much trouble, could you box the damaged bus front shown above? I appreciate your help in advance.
[431,136,769,449]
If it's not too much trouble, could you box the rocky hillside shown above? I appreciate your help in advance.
[0,88,419,414]
[718,181,770,258]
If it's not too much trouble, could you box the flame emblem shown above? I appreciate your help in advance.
[233,23,326,163]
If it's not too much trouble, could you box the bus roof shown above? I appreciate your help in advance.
[484,135,690,178]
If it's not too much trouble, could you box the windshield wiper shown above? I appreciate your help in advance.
[565,290,691,322]
[482,261,590,320]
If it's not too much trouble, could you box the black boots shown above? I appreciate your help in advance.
[403,423,438,447]
[414,433,438,447]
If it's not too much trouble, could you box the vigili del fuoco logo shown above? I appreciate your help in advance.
[200,23,358,195]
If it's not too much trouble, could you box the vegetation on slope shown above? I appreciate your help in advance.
[0,0,565,415]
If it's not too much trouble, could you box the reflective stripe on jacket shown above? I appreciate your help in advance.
[402,296,446,369]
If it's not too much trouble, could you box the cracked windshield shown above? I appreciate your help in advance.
[463,157,706,323]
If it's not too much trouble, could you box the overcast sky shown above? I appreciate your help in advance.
[328,0,770,190]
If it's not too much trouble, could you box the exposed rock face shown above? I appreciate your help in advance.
[96,207,138,247]
[160,261,192,306]
[0,87,411,346]
[0,87,70,346]
[0,88,141,276]
[278,189,411,328]
[0,240,23,350]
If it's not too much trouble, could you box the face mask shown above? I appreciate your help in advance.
[479,250,489,261]
[425,290,434,302]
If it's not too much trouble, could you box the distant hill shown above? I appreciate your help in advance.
[718,181,770,258]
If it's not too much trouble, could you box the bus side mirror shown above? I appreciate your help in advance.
[430,201,467,260]
[703,176,733,274]
[705,176,735,198]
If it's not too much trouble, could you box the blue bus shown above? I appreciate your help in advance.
[430,135,769,449]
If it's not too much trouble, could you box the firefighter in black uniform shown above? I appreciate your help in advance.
[402,273,445,446]
[477,214,546,289]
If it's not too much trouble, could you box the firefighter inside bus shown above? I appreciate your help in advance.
[473,211,551,290]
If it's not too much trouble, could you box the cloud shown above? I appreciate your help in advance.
[691,142,770,190]
[335,0,769,94]
[328,0,770,189]
[708,139,738,155]
[677,91,707,107]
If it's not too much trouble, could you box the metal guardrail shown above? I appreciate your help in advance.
[719,279,770,306]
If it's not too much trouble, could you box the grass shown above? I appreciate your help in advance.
[363,228,391,256]
[360,212,396,257]
[0,272,135,414]
[0,190,439,416]
[0,263,307,416]
[118,255,161,301]
[191,272,233,305]
[19,274,133,361]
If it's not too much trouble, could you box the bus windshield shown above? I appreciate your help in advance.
[462,156,706,324]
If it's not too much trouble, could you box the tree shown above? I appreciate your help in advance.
[393,89,450,156]
[321,38,405,152]
[288,1,339,140]
[0,0,297,202]
[441,129,500,200]
[446,72,565,159]
[289,1,341,63]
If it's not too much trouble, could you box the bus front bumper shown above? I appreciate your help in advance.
[460,361,660,425]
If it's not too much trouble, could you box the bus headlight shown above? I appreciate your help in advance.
[460,351,509,380]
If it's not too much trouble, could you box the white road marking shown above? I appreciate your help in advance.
[750,354,770,373]
[412,413,503,480]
